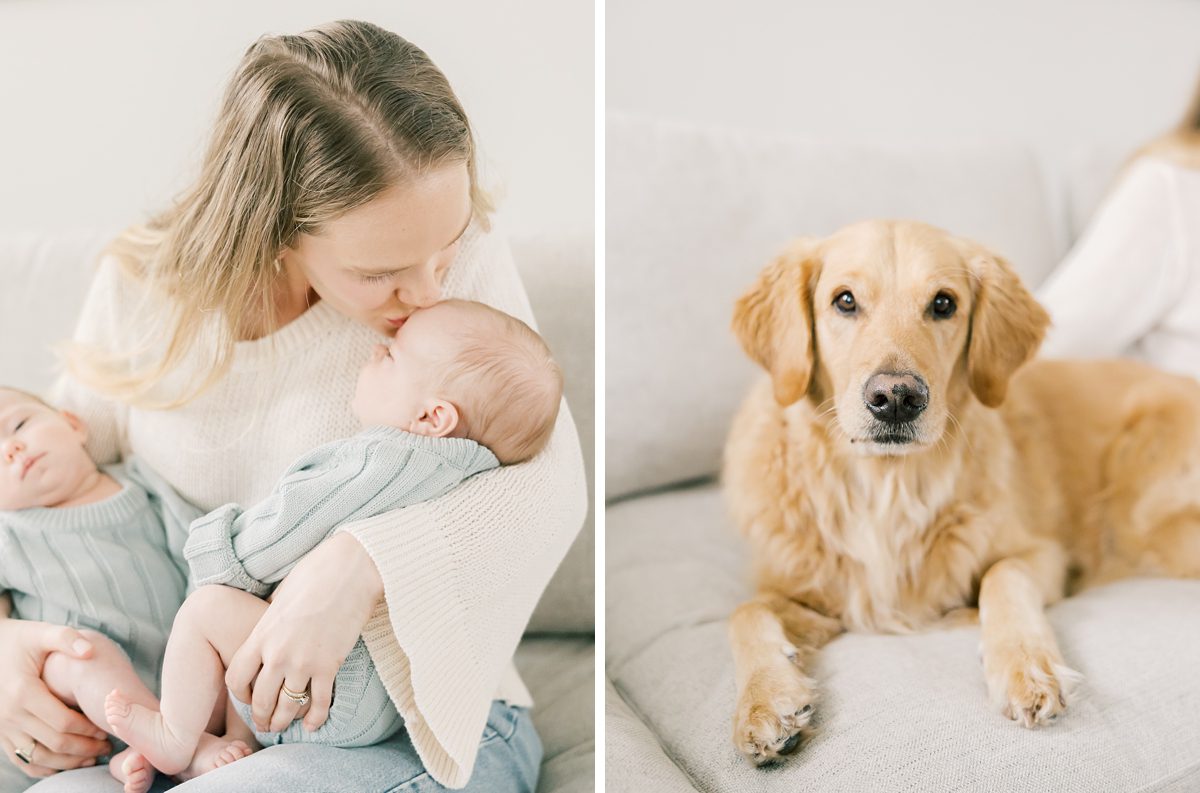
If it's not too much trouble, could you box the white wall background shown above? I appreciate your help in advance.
[608,0,1199,247]
[0,0,594,239]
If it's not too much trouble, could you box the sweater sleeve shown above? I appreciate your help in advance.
[185,434,496,595]
[338,223,588,788]
[1037,158,1189,360]
[50,254,136,465]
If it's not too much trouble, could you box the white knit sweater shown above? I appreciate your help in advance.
[53,223,587,788]
[1038,156,1200,381]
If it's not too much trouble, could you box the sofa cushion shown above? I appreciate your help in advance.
[605,678,699,793]
[514,232,596,634]
[606,483,1200,792]
[1061,145,1128,244]
[514,636,595,793]
[605,114,1059,501]
[0,228,119,394]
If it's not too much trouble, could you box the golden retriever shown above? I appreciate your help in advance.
[724,219,1200,765]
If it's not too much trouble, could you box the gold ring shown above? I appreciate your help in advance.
[14,741,35,765]
[281,683,311,706]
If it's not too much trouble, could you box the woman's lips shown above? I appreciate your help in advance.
[386,316,408,329]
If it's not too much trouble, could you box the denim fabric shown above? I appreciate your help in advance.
[230,638,404,748]
[18,701,542,793]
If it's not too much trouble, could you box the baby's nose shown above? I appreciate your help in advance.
[1,439,23,462]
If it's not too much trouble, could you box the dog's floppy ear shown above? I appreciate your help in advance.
[963,243,1050,408]
[732,238,820,406]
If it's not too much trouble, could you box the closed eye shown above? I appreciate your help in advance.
[359,272,395,284]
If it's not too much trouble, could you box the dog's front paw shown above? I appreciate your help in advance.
[984,642,1082,728]
[733,665,817,766]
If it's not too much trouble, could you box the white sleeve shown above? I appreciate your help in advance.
[1037,158,1188,360]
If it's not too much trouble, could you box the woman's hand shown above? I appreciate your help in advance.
[225,532,383,734]
[0,619,110,778]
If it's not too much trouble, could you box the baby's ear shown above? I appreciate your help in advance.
[409,400,460,438]
[61,410,89,443]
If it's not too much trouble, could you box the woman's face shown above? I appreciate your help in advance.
[282,163,473,336]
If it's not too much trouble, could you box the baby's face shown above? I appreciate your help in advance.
[352,307,459,430]
[0,391,96,510]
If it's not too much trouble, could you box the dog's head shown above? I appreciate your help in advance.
[732,220,1049,456]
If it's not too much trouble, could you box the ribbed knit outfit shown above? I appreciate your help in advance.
[0,460,199,694]
[54,222,587,787]
[185,427,500,747]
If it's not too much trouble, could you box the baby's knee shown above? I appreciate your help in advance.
[175,585,246,630]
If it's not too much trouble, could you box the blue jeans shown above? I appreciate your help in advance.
[15,701,541,793]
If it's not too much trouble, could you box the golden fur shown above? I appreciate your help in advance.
[724,219,1200,765]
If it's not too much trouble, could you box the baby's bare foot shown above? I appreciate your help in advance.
[104,689,193,776]
[107,748,155,793]
[175,733,253,780]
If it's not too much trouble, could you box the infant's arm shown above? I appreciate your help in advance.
[184,434,481,594]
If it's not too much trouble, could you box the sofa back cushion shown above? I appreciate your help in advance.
[515,233,596,633]
[606,114,1058,501]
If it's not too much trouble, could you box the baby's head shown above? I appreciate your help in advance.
[0,387,98,510]
[353,300,563,464]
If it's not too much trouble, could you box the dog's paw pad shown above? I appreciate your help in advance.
[734,687,816,766]
[990,653,1081,729]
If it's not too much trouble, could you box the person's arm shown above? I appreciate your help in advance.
[186,435,491,596]
[1037,158,1189,360]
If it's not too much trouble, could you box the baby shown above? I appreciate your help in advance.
[102,299,562,781]
[0,388,248,793]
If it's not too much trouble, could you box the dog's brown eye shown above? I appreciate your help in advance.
[834,290,857,314]
[930,292,956,319]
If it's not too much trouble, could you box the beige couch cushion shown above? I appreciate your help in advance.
[515,233,596,634]
[606,483,1200,792]
[605,114,1059,501]
[514,636,595,793]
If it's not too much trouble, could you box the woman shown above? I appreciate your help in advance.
[0,20,585,793]
[1037,74,1200,379]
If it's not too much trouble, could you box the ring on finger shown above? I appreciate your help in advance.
[281,682,311,706]
[14,740,36,765]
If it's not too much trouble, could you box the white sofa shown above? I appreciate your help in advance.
[0,228,594,793]
[605,114,1200,792]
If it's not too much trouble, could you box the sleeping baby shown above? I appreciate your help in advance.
[101,299,563,783]
[0,387,225,793]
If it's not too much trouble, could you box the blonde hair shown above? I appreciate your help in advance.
[434,301,563,465]
[66,20,490,408]
[1138,71,1200,168]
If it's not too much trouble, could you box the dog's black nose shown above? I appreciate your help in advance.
[864,372,929,424]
